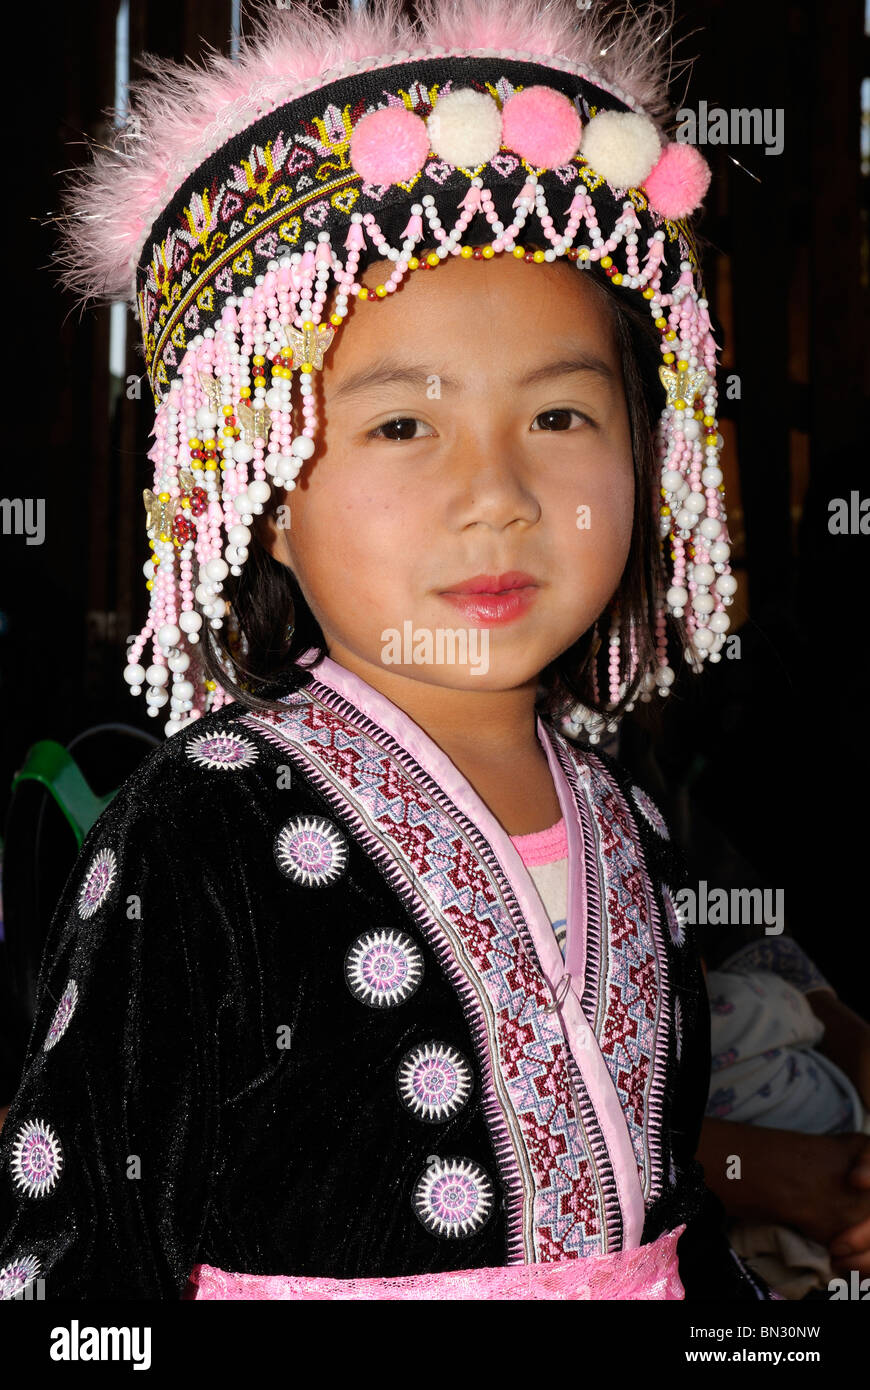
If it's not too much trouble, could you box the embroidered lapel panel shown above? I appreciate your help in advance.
[549,736,670,1205]
[241,686,628,1262]
[240,685,668,1257]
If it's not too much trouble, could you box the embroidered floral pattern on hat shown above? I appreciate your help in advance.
[274,815,348,887]
[413,1157,494,1238]
[44,980,79,1052]
[397,1043,473,1123]
[0,1254,41,1301]
[661,885,687,948]
[77,848,117,920]
[10,1119,64,1199]
[631,785,670,839]
[185,732,260,770]
[345,929,424,1008]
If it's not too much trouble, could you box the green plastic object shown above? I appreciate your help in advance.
[10,742,118,849]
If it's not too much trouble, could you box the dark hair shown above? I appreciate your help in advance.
[200,251,688,723]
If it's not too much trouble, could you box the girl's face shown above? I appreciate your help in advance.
[262,253,634,694]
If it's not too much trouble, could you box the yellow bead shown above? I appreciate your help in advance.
[181,498,190,509]
[301,363,313,373]
[222,405,234,416]
[188,437,201,449]
[427,253,439,267]
[358,287,369,299]
[483,245,495,259]
[461,245,474,259]
[330,313,342,326]
[655,317,667,329]
[512,245,525,259]
[204,438,216,449]
[281,347,293,359]
[222,426,234,437]
[239,386,251,398]
[532,250,545,264]
[205,461,217,470]
[665,330,677,341]
[254,376,266,387]
[642,288,654,299]
[303,321,313,331]
[252,355,265,367]
[663,352,675,363]
[694,409,704,419]
[375,285,387,298]
[600,255,612,269]
[158,490,170,503]
[611,272,623,285]
[677,360,688,371]
[661,506,671,516]
[408,258,419,270]
[159,532,169,543]
[703,414,715,427]
[205,680,216,692]
[146,580,153,591]
[191,461,202,470]
[674,399,686,411]
[578,248,590,260]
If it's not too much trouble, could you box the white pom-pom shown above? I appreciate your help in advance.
[580,111,661,189]
[428,88,503,168]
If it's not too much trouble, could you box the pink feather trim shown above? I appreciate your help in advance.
[52,0,688,308]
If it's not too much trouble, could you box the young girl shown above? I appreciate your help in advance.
[0,0,773,1300]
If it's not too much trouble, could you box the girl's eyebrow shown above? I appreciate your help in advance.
[329,351,617,403]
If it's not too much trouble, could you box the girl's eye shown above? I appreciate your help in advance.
[531,408,593,431]
[365,417,433,442]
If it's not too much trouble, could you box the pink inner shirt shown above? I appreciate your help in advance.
[510,817,569,958]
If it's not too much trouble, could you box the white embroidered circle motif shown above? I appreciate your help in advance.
[275,815,348,887]
[413,1157,494,1239]
[44,979,79,1051]
[10,1119,63,1198]
[397,1043,473,1123]
[631,785,670,839]
[185,732,259,770]
[0,1253,41,1301]
[77,848,117,920]
[345,930,424,1008]
[661,884,687,948]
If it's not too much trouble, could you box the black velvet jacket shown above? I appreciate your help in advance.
[0,655,773,1300]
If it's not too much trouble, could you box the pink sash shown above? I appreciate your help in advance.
[183,1224,686,1300]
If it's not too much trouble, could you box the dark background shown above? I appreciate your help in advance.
[1,0,867,1091]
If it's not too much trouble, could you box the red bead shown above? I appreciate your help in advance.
[472,249,483,259]
[524,252,535,262]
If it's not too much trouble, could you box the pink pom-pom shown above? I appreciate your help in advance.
[502,86,582,169]
[350,107,430,185]
[643,142,711,219]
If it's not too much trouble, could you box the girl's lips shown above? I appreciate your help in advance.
[438,586,539,626]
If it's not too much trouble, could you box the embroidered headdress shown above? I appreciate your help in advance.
[55,0,734,741]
